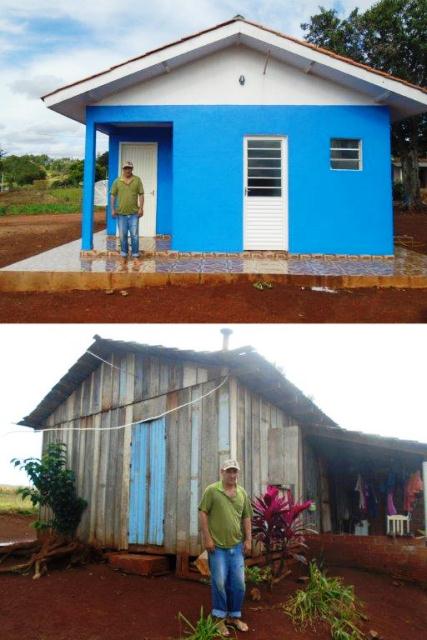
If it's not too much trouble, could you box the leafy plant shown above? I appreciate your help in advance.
[245,565,272,585]
[284,561,365,640]
[11,442,87,537]
[178,607,230,639]
[251,485,314,590]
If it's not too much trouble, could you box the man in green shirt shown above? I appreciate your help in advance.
[199,459,252,635]
[110,161,144,261]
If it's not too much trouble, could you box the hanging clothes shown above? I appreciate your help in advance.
[386,471,397,516]
[404,470,424,512]
[355,474,367,512]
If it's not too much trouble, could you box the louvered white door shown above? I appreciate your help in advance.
[119,143,157,237]
[243,137,288,250]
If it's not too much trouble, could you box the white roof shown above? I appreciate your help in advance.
[43,17,427,124]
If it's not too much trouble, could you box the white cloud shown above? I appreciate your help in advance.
[0,1,384,157]
[9,74,63,98]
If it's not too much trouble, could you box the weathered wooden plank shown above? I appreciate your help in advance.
[79,415,92,541]
[101,359,113,411]
[119,353,135,549]
[81,374,92,418]
[189,385,202,555]
[120,405,133,549]
[159,361,169,395]
[105,407,119,547]
[149,357,160,398]
[244,388,252,496]
[133,353,144,402]
[95,410,111,545]
[196,368,208,384]
[132,395,167,424]
[183,364,197,388]
[142,355,151,398]
[268,427,284,485]
[168,361,183,393]
[118,354,128,408]
[236,383,245,473]
[89,412,101,544]
[201,381,219,495]
[251,394,261,496]
[284,425,301,497]
[176,388,191,553]
[218,382,230,469]
[91,365,102,415]
[113,406,125,548]
[111,353,121,411]
[164,391,178,553]
[260,400,269,494]
[229,378,238,460]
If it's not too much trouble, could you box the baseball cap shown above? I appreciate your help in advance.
[222,459,240,471]
[122,160,134,168]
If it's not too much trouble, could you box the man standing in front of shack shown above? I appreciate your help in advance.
[110,161,144,262]
[199,459,252,636]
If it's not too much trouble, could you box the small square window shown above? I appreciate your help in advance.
[330,138,361,171]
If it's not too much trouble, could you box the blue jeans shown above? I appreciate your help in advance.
[117,213,139,257]
[208,543,245,619]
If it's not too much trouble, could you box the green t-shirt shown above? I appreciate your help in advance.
[198,481,253,548]
[110,176,144,214]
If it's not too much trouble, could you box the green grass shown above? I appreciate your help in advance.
[284,561,365,640]
[0,186,86,215]
[0,485,37,515]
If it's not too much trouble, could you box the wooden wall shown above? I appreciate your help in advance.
[42,353,303,555]
[234,380,299,499]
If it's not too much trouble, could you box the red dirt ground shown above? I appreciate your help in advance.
[0,211,105,269]
[1,211,427,323]
[0,517,426,640]
[1,284,427,323]
[0,514,37,543]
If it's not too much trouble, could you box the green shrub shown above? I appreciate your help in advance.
[284,561,365,640]
[11,442,87,537]
[245,565,272,584]
[178,607,228,639]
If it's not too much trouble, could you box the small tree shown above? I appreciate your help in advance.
[12,442,87,537]
[251,485,314,591]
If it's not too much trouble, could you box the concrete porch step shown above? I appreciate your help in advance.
[106,552,171,577]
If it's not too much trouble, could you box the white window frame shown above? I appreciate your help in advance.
[330,138,362,171]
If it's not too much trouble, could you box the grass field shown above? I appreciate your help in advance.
[0,186,83,216]
[0,485,37,515]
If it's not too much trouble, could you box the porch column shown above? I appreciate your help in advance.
[81,118,96,250]
[423,461,427,536]
[106,135,119,236]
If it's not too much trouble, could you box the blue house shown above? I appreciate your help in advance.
[43,16,427,256]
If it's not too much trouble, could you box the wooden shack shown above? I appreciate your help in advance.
[19,336,427,575]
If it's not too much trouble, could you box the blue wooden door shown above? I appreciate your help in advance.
[128,418,166,545]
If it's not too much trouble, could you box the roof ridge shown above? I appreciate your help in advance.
[42,16,427,102]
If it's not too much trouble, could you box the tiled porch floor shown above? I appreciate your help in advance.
[2,231,427,277]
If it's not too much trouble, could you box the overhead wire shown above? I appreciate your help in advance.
[5,347,230,436]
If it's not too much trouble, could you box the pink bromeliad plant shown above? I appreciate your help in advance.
[251,485,315,591]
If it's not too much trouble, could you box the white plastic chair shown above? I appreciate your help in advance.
[386,515,410,536]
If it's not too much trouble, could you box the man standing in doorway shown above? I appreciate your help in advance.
[110,161,144,262]
[199,459,252,636]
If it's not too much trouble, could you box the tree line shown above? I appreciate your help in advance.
[301,0,426,209]
[0,151,108,188]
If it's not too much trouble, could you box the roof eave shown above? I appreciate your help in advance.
[42,19,427,124]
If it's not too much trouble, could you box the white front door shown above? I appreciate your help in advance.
[119,143,158,237]
[243,136,288,250]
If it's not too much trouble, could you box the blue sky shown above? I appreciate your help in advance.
[0,0,376,158]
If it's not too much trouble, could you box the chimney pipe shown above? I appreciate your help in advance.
[220,328,233,351]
